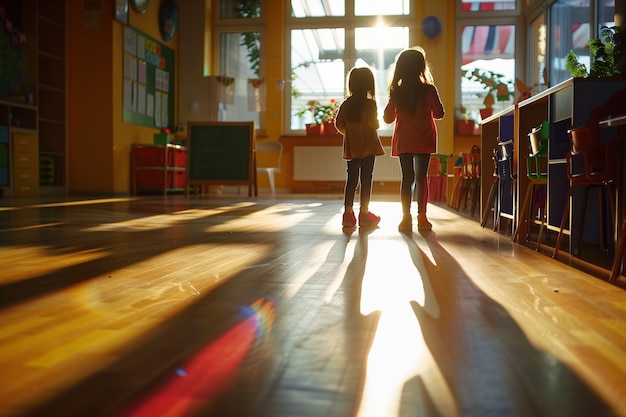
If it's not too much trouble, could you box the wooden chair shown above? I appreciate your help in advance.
[553,91,626,261]
[427,157,443,202]
[425,153,451,203]
[452,146,480,215]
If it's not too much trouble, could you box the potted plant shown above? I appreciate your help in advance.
[462,68,515,120]
[296,99,339,135]
[566,26,624,78]
[455,105,476,136]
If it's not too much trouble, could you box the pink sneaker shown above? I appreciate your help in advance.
[342,212,357,227]
[359,211,380,228]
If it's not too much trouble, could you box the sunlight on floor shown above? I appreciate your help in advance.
[355,225,455,417]
[0,242,271,415]
[85,202,257,232]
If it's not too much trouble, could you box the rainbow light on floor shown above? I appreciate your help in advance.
[121,298,275,417]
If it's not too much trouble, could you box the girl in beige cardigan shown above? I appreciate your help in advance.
[335,67,385,228]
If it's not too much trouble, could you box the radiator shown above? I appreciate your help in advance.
[293,146,400,182]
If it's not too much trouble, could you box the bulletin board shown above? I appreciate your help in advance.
[122,26,175,129]
[186,122,257,197]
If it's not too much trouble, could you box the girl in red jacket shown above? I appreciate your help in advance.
[335,67,385,228]
[383,47,445,232]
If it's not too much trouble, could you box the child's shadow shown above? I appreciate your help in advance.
[396,231,615,417]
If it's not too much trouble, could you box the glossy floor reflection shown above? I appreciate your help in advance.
[0,195,625,417]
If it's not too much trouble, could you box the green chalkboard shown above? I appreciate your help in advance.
[186,122,257,196]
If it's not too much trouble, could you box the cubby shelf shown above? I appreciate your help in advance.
[481,77,626,273]
[132,144,187,196]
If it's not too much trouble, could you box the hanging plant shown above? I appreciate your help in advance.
[566,26,624,78]
[236,0,261,77]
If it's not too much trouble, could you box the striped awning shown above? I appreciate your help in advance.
[461,0,516,12]
[461,25,515,65]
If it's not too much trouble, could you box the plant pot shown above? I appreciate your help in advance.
[455,119,476,136]
[305,123,321,136]
[479,108,493,120]
[322,121,338,136]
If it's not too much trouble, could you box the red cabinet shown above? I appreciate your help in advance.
[131,144,186,195]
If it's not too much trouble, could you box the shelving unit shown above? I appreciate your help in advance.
[0,0,66,198]
[132,144,187,195]
[36,0,67,194]
[481,77,626,273]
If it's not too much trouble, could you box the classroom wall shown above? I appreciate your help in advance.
[67,0,179,194]
[65,1,455,195]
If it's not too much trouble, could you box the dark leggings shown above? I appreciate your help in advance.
[399,153,431,215]
[344,155,375,211]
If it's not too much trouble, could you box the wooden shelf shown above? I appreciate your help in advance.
[481,77,626,275]
[36,0,67,190]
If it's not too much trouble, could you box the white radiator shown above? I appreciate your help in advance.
[294,146,400,182]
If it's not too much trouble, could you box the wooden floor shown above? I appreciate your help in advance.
[1,193,625,417]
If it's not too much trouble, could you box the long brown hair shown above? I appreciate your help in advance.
[345,67,376,123]
[388,47,434,113]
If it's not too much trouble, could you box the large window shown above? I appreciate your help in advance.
[461,0,516,12]
[528,13,547,92]
[460,24,516,122]
[219,32,262,127]
[287,0,413,134]
[457,1,519,124]
[548,0,615,86]
[213,1,264,128]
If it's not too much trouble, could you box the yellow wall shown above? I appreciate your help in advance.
[68,4,114,193]
[67,0,179,194]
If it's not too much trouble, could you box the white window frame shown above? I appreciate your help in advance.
[212,1,266,133]
[455,7,523,121]
[284,3,416,135]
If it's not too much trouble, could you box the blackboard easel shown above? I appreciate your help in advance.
[186,121,257,196]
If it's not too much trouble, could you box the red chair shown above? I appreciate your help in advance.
[451,147,481,215]
[427,157,443,202]
[553,91,626,262]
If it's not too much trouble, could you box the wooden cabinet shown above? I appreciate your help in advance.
[132,144,187,195]
[0,102,39,197]
[12,131,39,196]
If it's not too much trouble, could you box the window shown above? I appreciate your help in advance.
[528,13,547,92]
[548,0,616,86]
[219,32,262,127]
[460,24,516,122]
[287,0,413,134]
[457,0,519,124]
[220,0,261,18]
[461,0,516,12]
[213,1,264,129]
[549,0,591,85]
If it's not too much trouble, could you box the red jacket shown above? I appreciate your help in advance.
[383,84,444,156]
